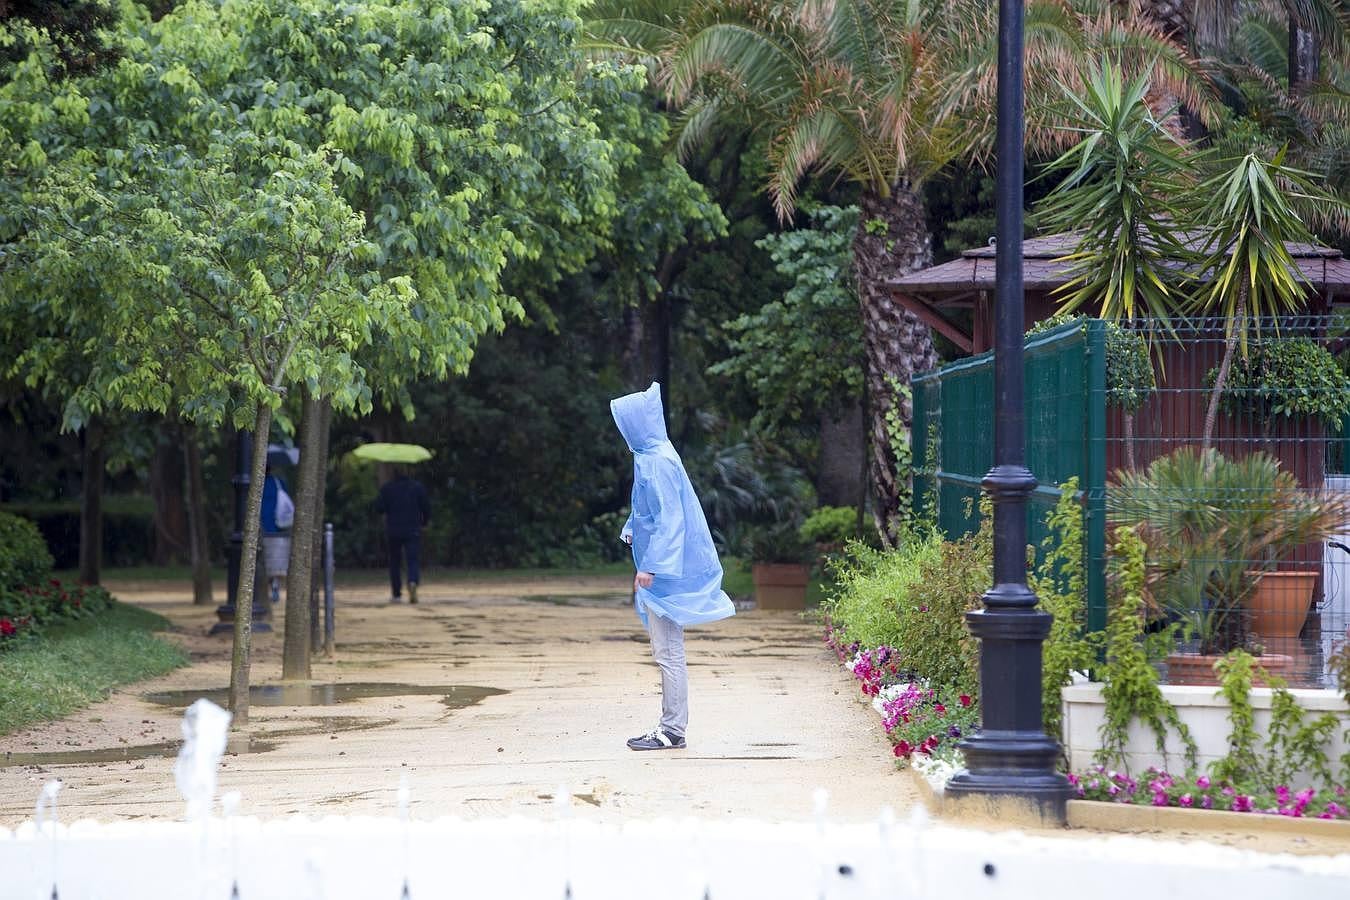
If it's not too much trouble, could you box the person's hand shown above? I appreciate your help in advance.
[634,571,654,590]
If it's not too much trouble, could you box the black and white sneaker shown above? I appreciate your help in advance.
[626,727,686,751]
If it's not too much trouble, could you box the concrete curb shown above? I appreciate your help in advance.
[908,766,1350,844]
[1066,798,1350,841]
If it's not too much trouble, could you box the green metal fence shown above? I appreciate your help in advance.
[911,319,1108,631]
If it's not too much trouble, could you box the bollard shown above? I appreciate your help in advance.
[323,522,336,658]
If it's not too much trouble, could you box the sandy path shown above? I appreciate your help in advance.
[0,574,908,825]
[3,573,1348,858]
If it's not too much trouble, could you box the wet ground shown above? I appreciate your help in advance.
[0,573,907,826]
[3,573,1347,857]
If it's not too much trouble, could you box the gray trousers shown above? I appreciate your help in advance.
[648,613,688,738]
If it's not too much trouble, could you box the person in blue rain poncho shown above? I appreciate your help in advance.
[611,382,735,751]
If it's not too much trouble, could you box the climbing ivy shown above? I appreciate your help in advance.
[1096,525,1196,772]
[1032,478,1099,743]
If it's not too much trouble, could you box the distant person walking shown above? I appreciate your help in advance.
[611,382,735,751]
[260,463,295,604]
[376,466,430,604]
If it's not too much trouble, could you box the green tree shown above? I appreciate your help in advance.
[711,205,863,432]
[10,137,417,724]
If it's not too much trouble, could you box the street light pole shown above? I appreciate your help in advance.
[210,429,271,636]
[943,0,1068,822]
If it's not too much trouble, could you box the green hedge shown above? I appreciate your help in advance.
[0,497,154,569]
[0,511,54,592]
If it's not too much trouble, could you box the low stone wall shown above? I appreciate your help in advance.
[5,813,1349,898]
[1062,683,1350,779]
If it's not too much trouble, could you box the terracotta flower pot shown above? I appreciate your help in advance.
[1246,570,1317,640]
[751,563,810,610]
[1164,652,1294,686]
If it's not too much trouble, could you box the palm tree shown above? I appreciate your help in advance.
[586,0,1210,540]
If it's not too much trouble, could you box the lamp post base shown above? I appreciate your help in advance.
[208,602,273,636]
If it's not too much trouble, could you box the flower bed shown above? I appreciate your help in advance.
[824,620,979,769]
[0,579,115,648]
[1070,765,1349,820]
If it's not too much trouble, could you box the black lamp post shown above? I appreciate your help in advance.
[943,0,1069,822]
[209,429,271,636]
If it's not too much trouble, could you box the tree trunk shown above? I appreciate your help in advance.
[229,404,273,728]
[283,390,323,681]
[1202,291,1247,452]
[621,302,644,388]
[817,401,865,507]
[1123,414,1137,471]
[78,419,104,585]
[183,428,214,604]
[653,289,672,430]
[1288,25,1319,91]
[150,421,190,565]
[853,185,939,544]
[309,396,332,654]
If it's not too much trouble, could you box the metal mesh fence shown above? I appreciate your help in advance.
[913,314,1350,687]
[1108,316,1350,687]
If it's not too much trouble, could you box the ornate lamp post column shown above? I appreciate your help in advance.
[943,0,1069,822]
[210,429,271,636]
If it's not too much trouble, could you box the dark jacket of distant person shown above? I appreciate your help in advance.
[376,474,430,539]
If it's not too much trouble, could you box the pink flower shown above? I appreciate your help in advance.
[1195,775,1210,790]
[1231,795,1253,813]
[933,703,946,715]
[894,741,913,758]
[1178,794,1193,808]
[958,695,972,708]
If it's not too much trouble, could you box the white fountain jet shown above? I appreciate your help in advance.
[173,698,232,822]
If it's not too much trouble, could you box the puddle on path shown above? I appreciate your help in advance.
[0,714,404,769]
[144,682,508,710]
[1,738,277,768]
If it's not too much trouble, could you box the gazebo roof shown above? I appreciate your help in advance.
[884,232,1350,354]
[888,233,1350,296]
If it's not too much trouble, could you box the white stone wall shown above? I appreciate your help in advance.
[1062,683,1350,779]
[3,814,1349,899]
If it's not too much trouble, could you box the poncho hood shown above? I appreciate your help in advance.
[610,382,669,451]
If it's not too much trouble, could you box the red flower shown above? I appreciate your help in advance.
[958,695,973,708]
[893,741,913,758]
[934,703,946,715]
[0,618,16,636]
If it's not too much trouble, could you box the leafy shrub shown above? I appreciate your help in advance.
[904,508,991,696]
[825,506,988,696]
[824,531,943,651]
[1212,337,1350,426]
[799,505,864,549]
[0,511,54,592]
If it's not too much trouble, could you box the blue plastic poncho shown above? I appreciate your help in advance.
[611,383,735,629]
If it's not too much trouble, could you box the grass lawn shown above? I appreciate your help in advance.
[0,602,187,736]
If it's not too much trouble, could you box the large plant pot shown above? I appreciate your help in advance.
[1246,570,1317,640]
[751,563,810,610]
[1165,653,1293,686]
